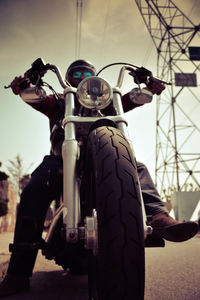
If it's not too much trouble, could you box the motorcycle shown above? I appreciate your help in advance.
[5,58,170,300]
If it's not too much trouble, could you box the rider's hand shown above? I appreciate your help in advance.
[146,79,166,95]
[10,76,31,95]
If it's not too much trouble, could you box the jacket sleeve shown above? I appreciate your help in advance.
[20,87,57,118]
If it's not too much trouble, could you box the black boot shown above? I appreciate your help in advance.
[0,274,30,298]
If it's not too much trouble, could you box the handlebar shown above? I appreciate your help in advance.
[47,64,69,89]
[4,59,70,90]
[4,58,172,91]
[22,58,69,89]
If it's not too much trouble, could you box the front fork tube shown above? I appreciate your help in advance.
[62,90,80,243]
[113,88,149,239]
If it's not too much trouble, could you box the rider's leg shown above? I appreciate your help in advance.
[7,161,52,277]
[136,161,168,216]
[0,155,62,298]
[136,161,198,242]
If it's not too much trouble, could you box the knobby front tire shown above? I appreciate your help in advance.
[84,126,145,300]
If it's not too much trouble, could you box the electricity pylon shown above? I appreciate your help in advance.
[135,0,200,199]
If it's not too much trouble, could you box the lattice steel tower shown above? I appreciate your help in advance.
[135,0,200,199]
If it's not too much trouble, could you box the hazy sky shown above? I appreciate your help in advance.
[0,0,199,177]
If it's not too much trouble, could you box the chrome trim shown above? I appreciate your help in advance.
[62,115,128,128]
[146,226,153,235]
[85,209,98,256]
[62,139,80,243]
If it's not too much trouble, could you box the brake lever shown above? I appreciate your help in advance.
[4,84,11,89]
[150,76,172,86]
[127,66,172,86]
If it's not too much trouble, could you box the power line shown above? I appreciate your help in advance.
[188,0,198,18]
[101,0,111,49]
[75,0,83,59]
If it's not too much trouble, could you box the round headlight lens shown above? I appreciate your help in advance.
[77,76,112,110]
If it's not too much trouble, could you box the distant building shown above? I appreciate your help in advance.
[0,181,18,233]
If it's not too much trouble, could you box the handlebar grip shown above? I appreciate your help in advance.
[19,79,30,90]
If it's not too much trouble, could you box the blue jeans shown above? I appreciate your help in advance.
[136,161,167,216]
[7,155,62,276]
[8,156,167,277]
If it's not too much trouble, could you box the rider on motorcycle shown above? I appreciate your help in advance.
[0,59,198,298]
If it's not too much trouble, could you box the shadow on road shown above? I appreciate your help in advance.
[5,270,89,300]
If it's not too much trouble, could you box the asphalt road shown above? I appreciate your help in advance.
[1,234,200,300]
[145,235,200,300]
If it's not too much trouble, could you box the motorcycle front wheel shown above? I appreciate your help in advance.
[83,126,145,300]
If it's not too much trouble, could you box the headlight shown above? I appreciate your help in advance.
[76,76,112,110]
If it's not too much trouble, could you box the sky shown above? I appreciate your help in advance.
[0,0,199,179]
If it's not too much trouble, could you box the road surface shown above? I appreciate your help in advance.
[1,234,200,299]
